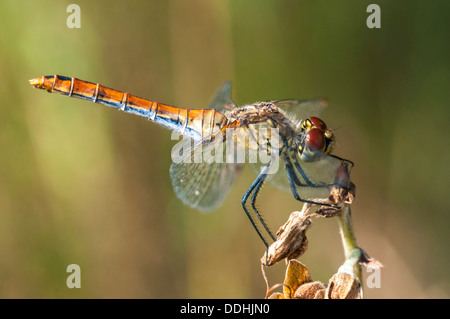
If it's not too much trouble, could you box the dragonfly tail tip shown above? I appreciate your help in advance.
[29,78,41,87]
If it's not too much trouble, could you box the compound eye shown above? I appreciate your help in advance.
[308,117,327,131]
[305,128,325,151]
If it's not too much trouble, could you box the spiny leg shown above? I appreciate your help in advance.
[286,158,337,208]
[329,154,355,168]
[250,174,276,241]
[293,159,340,189]
[285,158,304,187]
[241,178,270,249]
[241,164,274,248]
[294,156,353,196]
[293,160,314,185]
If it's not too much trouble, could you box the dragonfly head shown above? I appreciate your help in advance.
[297,117,334,162]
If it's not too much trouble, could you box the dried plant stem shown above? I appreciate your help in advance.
[337,205,362,283]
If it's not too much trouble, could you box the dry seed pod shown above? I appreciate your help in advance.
[268,293,286,299]
[262,212,311,266]
[325,272,362,299]
[293,281,326,299]
[314,288,326,299]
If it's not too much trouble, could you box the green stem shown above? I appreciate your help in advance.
[337,205,362,283]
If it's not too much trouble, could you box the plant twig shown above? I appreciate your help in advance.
[337,205,362,283]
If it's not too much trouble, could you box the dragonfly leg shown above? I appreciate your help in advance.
[294,157,353,196]
[293,161,341,189]
[285,159,304,187]
[241,164,275,248]
[286,159,337,208]
[293,160,314,185]
[329,154,355,168]
[250,176,276,241]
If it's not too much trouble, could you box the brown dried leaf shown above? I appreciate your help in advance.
[283,260,312,298]
[325,272,362,299]
[293,281,326,299]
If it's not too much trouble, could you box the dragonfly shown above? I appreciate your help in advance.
[29,75,353,249]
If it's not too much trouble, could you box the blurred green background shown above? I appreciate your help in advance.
[0,0,449,298]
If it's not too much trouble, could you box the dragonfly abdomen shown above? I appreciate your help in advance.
[29,75,227,139]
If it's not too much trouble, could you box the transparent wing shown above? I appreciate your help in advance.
[209,81,237,112]
[272,98,328,120]
[251,146,343,200]
[170,135,242,212]
[170,81,238,211]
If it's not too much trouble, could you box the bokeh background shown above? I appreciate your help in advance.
[0,0,449,298]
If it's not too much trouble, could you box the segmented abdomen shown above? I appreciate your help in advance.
[29,75,228,140]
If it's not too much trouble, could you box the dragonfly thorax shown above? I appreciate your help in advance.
[297,117,334,162]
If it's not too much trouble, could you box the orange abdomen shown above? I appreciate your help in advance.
[29,75,228,140]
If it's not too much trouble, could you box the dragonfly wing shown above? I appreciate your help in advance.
[170,136,242,212]
[272,98,328,120]
[291,151,343,198]
[251,149,342,200]
[209,81,237,112]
